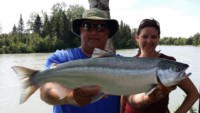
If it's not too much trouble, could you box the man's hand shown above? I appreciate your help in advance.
[40,83,102,106]
[72,86,102,106]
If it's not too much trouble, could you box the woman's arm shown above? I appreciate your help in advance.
[126,85,175,109]
[175,77,199,113]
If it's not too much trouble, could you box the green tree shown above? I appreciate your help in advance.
[12,24,17,34]
[50,2,67,40]
[113,20,135,49]
[33,14,43,35]
[160,37,174,45]
[50,3,84,48]
[51,2,67,15]
[66,4,85,24]
[42,14,51,38]
[18,14,24,34]
[60,11,71,47]
[17,14,24,41]
[186,37,193,45]
[192,33,200,46]
[27,12,38,33]
[65,4,85,47]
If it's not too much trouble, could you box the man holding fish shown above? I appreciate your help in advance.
[40,8,121,113]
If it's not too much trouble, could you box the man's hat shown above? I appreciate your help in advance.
[72,8,119,38]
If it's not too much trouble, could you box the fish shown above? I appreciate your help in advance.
[11,49,191,104]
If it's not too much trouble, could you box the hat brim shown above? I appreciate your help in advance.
[72,19,119,38]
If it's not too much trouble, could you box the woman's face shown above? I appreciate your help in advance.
[136,27,159,54]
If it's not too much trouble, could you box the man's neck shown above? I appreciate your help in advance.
[80,47,93,57]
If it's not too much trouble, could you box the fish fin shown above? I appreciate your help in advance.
[50,63,58,69]
[92,48,115,58]
[144,84,158,95]
[11,66,39,104]
[105,38,116,53]
[91,92,107,103]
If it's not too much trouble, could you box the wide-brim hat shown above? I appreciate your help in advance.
[72,8,119,38]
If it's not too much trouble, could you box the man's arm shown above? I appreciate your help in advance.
[40,82,101,106]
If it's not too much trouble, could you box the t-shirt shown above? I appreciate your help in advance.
[122,53,176,113]
[44,47,120,113]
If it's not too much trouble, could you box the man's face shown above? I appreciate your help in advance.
[80,20,109,51]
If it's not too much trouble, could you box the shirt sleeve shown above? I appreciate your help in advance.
[44,50,69,69]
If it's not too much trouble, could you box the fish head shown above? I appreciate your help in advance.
[157,60,191,87]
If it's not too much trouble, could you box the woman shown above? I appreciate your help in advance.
[121,18,199,113]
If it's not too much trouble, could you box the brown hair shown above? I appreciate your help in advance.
[137,18,160,37]
[136,18,161,56]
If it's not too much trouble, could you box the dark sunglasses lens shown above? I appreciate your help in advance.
[96,24,105,31]
[82,23,106,32]
[82,23,91,31]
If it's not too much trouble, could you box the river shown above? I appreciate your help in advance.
[0,46,199,113]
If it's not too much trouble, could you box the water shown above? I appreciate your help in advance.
[0,46,199,113]
[0,53,52,113]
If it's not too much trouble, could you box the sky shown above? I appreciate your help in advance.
[0,0,200,38]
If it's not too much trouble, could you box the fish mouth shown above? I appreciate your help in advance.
[179,67,191,78]
[184,72,191,77]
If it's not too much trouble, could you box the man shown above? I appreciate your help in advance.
[40,8,120,113]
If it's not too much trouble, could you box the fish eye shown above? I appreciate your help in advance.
[176,67,183,72]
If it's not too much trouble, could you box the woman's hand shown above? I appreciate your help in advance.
[126,85,177,109]
[147,85,177,102]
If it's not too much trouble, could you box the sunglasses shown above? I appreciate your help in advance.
[81,23,108,32]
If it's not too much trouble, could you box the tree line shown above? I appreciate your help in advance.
[159,33,200,46]
[0,2,199,54]
[0,2,136,54]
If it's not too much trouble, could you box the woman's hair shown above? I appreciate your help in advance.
[137,18,160,37]
[136,18,161,56]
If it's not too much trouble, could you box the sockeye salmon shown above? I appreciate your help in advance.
[11,49,191,104]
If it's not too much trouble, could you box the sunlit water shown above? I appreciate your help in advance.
[0,46,199,113]
[0,53,52,113]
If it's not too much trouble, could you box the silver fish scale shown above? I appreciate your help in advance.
[56,57,161,70]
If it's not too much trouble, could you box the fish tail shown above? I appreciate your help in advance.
[11,66,39,104]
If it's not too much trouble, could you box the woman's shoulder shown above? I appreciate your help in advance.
[159,53,176,61]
